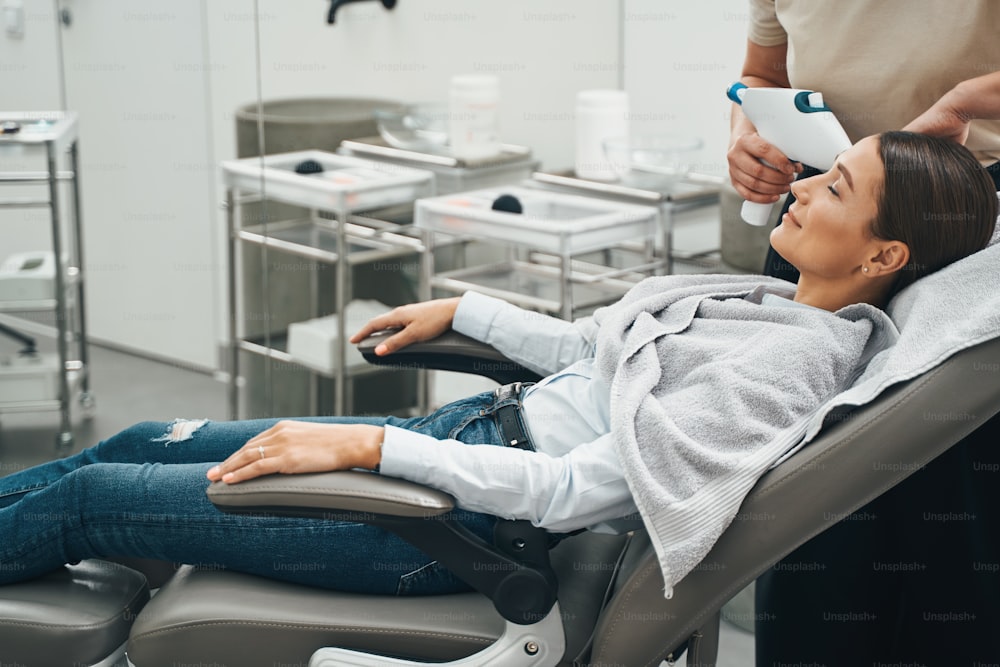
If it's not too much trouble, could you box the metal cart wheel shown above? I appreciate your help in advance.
[56,430,74,451]
[78,391,96,420]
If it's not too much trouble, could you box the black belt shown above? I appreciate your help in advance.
[493,382,534,451]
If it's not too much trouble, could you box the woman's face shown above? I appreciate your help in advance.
[770,135,885,281]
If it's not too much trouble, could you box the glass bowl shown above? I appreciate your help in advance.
[374,103,450,152]
[603,134,703,189]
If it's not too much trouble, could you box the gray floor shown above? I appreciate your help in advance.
[0,255,756,666]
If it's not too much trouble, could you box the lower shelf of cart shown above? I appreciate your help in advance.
[236,335,389,377]
[238,218,422,265]
[0,367,84,412]
[0,269,81,312]
[431,260,638,314]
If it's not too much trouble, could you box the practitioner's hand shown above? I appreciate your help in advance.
[903,97,971,145]
[906,72,1000,145]
[206,421,383,484]
[349,296,462,356]
[727,130,802,204]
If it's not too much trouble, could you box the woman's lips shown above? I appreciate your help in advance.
[785,207,802,228]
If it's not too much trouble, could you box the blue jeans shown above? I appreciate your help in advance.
[0,390,520,595]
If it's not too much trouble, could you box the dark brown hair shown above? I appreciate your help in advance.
[873,131,997,293]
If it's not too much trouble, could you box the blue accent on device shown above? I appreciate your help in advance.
[726,82,748,105]
[793,91,832,113]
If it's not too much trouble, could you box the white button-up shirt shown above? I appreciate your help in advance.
[378,289,815,534]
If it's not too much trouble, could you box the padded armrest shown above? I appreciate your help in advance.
[209,333,554,623]
[208,471,558,625]
[357,330,543,385]
[207,470,453,518]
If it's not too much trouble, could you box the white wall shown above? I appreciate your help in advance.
[623,0,749,177]
[204,0,623,182]
[57,1,220,368]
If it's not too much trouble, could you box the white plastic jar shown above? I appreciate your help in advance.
[449,74,501,161]
[575,89,629,181]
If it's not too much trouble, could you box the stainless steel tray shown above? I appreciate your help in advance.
[530,169,723,204]
[340,135,533,170]
[415,185,659,256]
[221,150,434,212]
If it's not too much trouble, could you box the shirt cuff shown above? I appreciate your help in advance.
[452,291,508,342]
[377,424,449,486]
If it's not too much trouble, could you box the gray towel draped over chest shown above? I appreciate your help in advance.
[591,274,893,597]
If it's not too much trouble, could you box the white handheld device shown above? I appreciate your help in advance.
[727,83,852,226]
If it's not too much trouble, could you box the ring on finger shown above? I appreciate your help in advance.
[258,445,266,460]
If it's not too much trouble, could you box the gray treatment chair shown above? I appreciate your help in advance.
[2,330,999,667]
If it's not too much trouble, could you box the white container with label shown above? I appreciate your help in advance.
[575,89,629,181]
[449,74,501,161]
[0,353,62,403]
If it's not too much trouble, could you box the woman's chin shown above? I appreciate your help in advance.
[768,235,800,275]
[769,228,789,254]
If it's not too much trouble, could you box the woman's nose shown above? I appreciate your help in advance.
[789,175,811,204]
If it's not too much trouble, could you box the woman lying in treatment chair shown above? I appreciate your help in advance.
[0,131,996,598]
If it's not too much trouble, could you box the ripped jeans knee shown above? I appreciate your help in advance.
[151,418,210,444]
[95,419,232,466]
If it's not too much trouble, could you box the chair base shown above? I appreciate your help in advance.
[309,603,566,667]
[126,566,511,666]
[94,642,127,667]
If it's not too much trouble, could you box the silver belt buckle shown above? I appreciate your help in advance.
[495,381,522,401]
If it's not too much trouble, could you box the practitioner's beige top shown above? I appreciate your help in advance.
[749,0,1000,165]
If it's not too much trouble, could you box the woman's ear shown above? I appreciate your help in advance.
[868,241,910,276]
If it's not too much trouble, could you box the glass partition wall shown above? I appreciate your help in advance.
[230,0,626,420]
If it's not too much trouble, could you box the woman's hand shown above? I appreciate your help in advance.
[727,128,801,204]
[206,421,383,484]
[349,297,462,356]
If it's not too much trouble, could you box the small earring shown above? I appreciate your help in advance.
[862,266,870,273]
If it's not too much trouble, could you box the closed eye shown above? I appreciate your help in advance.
[827,184,840,198]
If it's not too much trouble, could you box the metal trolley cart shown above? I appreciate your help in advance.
[0,111,92,450]
[222,150,434,418]
[414,186,661,320]
[528,170,724,276]
[339,137,540,306]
